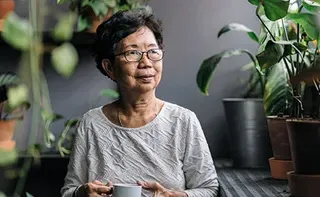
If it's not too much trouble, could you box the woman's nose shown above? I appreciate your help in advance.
[138,53,152,68]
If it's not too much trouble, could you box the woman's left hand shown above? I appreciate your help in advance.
[137,181,187,197]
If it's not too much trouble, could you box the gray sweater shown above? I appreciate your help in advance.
[61,102,219,197]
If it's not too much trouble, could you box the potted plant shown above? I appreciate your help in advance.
[196,0,296,169]
[57,0,149,32]
[0,72,29,152]
[0,0,80,195]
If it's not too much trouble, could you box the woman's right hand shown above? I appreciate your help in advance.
[77,180,113,197]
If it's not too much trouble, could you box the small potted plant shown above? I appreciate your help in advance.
[57,0,149,32]
[0,72,29,152]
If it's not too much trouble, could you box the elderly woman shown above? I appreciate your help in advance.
[61,6,219,197]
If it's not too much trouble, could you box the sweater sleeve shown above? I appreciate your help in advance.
[61,119,88,197]
[183,112,219,197]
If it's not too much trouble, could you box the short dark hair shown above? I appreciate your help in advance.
[93,6,164,76]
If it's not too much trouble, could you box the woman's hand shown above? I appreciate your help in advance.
[77,180,113,197]
[137,181,187,197]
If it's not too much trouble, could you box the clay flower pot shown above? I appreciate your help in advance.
[0,120,16,150]
[0,0,15,30]
[267,116,292,160]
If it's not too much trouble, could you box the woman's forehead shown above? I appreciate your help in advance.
[120,27,158,48]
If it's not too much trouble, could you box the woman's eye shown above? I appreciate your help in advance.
[128,50,140,55]
[149,49,159,54]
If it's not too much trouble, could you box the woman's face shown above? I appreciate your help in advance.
[110,26,163,94]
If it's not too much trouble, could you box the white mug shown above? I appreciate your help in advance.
[112,183,142,197]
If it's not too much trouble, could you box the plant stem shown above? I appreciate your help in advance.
[256,2,276,41]
[282,18,294,75]
[13,0,45,195]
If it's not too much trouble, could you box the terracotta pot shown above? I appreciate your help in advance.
[287,119,320,174]
[87,8,113,33]
[268,157,293,180]
[267,116,292,160]
[0,120,16,150]
[287,171,320,197]
[0,0,15,19]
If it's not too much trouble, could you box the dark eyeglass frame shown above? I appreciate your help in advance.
[114,48,165,62]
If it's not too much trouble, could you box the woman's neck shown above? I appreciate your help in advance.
[117,91,159,117]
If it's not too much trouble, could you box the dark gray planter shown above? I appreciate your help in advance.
[223,98,272,169]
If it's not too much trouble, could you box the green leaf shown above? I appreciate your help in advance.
[100,89,119,98]
[0,192,7,197]
[287,13,319,40]
[51,43,79,78]
[256,40,284,69]
[52,12,77,41]
[275,40,308,58]
[303,0,320,12]
[104,0,117,7]
[1,12,32,51]
[0,149,18,166]
[77,15,90,32]
[217,23,259,43]
[248,0,259,6]
[264,0,290,21]
[0,72,20,87]
[7,84,29,109]
[41,108,63,123]
[248,0,289,21]
[197,49,260,95]
[26,192,34,197]
[88,1,108,16]
[65,119,79,127]
[264,60,293,115]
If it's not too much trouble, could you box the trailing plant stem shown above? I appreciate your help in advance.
[13,0,45,196]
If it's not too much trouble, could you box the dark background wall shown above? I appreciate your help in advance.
[2,0,260,158]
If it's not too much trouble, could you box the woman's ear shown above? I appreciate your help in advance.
[101,59,116,80]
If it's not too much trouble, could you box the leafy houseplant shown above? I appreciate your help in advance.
[57,0,149,32]
[0,0,81,195]
[197,0,320,189]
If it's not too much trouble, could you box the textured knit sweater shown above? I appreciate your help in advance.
[61,101,219,197]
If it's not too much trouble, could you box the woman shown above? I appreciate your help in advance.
[61,6,219,197]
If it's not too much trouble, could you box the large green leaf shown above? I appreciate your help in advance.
[51,43,79,78]
[249,0,290,21]
[1,12,32,51]
[52,12,77,42]
[302,0,320,13]
[217,23,259,43]
[287,13,319,40]
[256,40,284,69]
[264,0,290,21]
[264,60,293,115]
[197,49,259,95]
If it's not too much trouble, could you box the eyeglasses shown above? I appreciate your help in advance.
[115,49,164,62]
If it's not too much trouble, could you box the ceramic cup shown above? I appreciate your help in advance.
[112,184,142,197]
